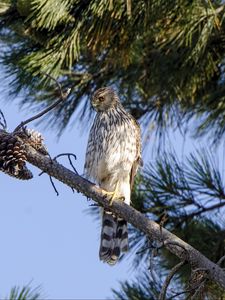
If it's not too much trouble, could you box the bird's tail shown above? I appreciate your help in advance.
[99,211,128,265]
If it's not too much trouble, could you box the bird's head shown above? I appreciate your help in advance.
[91,87,119,112]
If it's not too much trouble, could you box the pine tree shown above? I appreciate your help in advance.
[0,0,225,138]
[1,0,225,298]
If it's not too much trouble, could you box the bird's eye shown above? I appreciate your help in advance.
[99,96,104,102]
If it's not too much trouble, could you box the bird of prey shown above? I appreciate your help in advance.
[84,87,142,265]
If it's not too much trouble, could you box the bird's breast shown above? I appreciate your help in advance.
[92,121,136,180]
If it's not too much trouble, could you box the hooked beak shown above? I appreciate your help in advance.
[91,101,99,109]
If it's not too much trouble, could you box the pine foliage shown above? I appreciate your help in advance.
[112,272,160,300]
[126,150,225,298]
[0,0,225,139]
[130,150,225,258]
[5,285,42,300]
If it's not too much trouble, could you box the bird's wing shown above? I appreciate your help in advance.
[130,118,143,190]
[83,122,96,180]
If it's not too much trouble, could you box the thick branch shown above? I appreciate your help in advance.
[10,142,225,290]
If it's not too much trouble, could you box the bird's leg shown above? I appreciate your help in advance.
[103,181,125,206]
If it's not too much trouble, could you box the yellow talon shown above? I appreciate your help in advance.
[103,182,123,206]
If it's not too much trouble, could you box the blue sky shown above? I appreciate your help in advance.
[0,72,140,299]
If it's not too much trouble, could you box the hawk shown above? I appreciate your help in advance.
[84,87,142,265]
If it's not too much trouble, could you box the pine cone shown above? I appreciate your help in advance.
[3,165,33,180]
[188,268,208,298]
[17,165,33,180]
[0,131,33,180]
[16,128,48,155]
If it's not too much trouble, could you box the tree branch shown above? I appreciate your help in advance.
[13,73,71,132]
[185,200,225,219]
[159,260,186,300]
[2,133,225,291]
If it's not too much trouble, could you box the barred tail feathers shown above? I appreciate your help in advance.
[99,211,128,265]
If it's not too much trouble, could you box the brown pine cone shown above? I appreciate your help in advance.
[0,131,33,180]
[16,127,48,155]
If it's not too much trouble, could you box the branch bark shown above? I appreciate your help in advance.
[6,139,225,291]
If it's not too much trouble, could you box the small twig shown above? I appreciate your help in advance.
[41,72,65,98]
[89,203,100,207]
[167,288,193,300]
[217,255,225,266]
[50,153,78,194]
[39,153,78,188]
[190,282,206,300]
[149,247,160,287]
[49,176,59,196]
[14,95,69,132]
[54,153,78,174]
[159,211,168,235]
[0,121,5,129]
[136,238,164,255]
[0,110,7,129]
[160,211,168,226]
[158,260,186,300]
[68,154,78,174]
[38,158,59,195]
[189,278,207,300]
[136,245,151,255]
[13,73,71,132]
[54,153,77,160]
